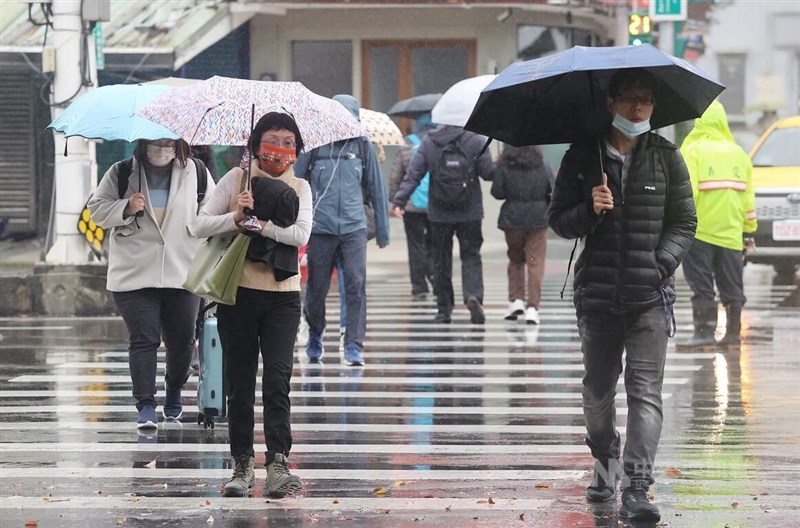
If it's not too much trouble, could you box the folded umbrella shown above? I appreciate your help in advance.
[386,93,442,118]
[432,75,497,128]
[465,44,725,146]
[138,76,362,150]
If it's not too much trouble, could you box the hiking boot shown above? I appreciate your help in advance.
[136,404,158,430]
[222,455,255,497]
[162,381,183,421]
[343,345,365,367]
[525,306,540,325]
[504,299,525,321]
[433,311,451,324]
[586,459,619,502]
[265,453,303,498]
[466,297,485,324]
[621,482,660,522]
[305,332,324,362]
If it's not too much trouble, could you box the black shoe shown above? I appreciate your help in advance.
[586,459,619,502]
[412,292,428,301]
[466,297,485,324]
[621,482,660,522]
[433,311,451,323]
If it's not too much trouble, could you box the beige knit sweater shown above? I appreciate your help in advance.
[193,164,312,293]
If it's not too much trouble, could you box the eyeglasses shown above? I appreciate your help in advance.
[615,94,655,106]
[260,138,297,149]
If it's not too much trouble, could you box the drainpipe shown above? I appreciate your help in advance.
[45,0,97,264]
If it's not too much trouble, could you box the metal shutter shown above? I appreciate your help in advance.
[0,70,38,237]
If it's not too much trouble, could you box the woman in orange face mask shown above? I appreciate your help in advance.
[193,112,311,500]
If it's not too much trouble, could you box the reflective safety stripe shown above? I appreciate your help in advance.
[697,180,747,191]
[746,210,757,220]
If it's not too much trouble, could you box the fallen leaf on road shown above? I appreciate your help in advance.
[24,521,38,528]
[206,515,214,524]
[204,499,211,506]
[373,487,387,496]
[383,510,391,514]
[731,501,739,508]
[477,499,488,504]
[414,517,425,522]
[534,483,553,489]
[395,480,406,486]
[445,505,451,512]
[664,467,682,478]
[144,459,157,469]
[424,494,434,499]
[115,518,125,526]
[488,497,496,505]
[519,513,525,521]
[332,499,339,504]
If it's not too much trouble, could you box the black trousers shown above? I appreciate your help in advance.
[430,219,484,313]
[217,288,301,461]
[403,211,434,295]
[682,238,746,306]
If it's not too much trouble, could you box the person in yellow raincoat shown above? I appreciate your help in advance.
[678,101,757,349]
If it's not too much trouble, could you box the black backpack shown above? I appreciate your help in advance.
[429,134,476,211]
[116,156,208,204]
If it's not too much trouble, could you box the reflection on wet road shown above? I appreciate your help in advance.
[1,263,799,527]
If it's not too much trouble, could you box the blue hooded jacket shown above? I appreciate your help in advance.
[293,94,390,247]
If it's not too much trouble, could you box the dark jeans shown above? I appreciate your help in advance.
[113,288,200,411]
[577,306,668,487]
[430,220,484,313]
[217,288,300,461]
[682,238,746,306]
[304,230,367,351]
[403,211,434,295]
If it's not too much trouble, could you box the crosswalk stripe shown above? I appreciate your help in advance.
[0,467,586,480]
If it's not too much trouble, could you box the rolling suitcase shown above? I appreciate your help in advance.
[197,303,225,429]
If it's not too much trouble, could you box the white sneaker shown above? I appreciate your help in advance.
[504,299,526,321]
[525,306,540,325]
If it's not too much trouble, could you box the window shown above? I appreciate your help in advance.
[292,41,353,97]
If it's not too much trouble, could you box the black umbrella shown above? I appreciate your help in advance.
[465,44,725,146]
[386,93,443,118]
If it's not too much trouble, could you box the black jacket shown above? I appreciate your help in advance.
[490,160,554,230]
[245,176,300,282]
[393,125,494,223]
[548,132,697,314]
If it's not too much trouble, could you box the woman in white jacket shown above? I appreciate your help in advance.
[88,138,215,429]
[194,112,311,499]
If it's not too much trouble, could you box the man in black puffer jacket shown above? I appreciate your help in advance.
[548,69,696,523]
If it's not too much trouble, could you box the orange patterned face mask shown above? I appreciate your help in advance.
[259,145,297,173]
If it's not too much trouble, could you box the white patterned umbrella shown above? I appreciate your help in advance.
[360,108,405,146]
[138,76,362,150]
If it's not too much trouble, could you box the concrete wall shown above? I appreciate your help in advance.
[248,6,614,97]
[697,1,800,126]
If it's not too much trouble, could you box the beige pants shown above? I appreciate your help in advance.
[504,228,548,309]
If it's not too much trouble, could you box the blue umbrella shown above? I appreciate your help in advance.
[48,83,179,142]
[465,44,725,146]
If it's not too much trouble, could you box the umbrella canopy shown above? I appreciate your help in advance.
[48,84,179,142]
[138,76,362,150]
[360,108,405,146]
[465,44,725,146]
[143,77,202,88]
[432,75,497,128]
[386,93,442,118]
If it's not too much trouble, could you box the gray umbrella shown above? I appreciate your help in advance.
[386,93,443,118]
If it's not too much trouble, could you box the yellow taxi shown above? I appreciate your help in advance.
[748,116,800,276]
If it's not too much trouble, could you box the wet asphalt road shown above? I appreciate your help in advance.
[1,243,799,528]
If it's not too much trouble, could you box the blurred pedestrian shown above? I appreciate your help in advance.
[548,69,696,522]
[294,94,390,367]
[392,124,494,324]
[490,145,554,324]
[678,100,756,350]
[194,112,311,498]
[88,138,216,430]
[190,145,219,182]
[389,112,436,300]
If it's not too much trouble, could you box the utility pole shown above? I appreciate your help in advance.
[650,0,687,143]
[45,0,97,264]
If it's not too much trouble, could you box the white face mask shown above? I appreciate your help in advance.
[612,114,651,138]
[146,145,176,167]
